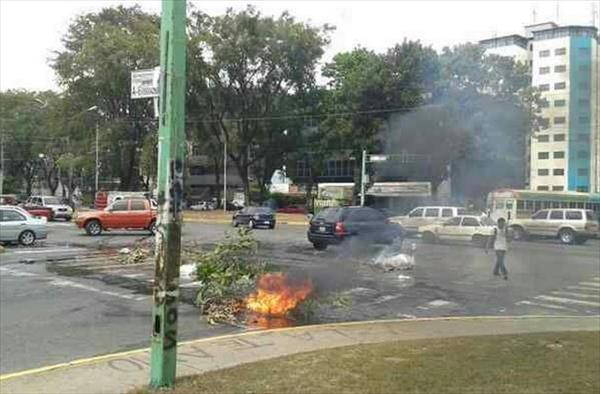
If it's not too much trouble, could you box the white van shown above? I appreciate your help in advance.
[390,206,467,234]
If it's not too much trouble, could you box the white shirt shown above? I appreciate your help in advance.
[494,227,508,251]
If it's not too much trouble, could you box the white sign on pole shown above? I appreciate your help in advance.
[131,68,160,99]
[368,154,388,162]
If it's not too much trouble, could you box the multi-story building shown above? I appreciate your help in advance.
[480,22,599,193]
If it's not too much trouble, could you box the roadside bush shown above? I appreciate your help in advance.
[268,193,307,208]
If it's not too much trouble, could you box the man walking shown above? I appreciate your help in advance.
[486,217,510,280]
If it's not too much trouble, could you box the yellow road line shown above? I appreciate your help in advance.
[1,314,597,381]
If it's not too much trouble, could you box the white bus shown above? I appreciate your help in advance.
[486,189,600,222]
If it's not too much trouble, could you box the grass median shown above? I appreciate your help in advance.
[132,331,599,394]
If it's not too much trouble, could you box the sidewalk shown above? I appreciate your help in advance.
[183,210,308,225]
[1,315,598,394]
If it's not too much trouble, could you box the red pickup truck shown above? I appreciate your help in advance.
[75,198,157,236]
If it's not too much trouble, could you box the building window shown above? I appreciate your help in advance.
[577,134,590,142]
[539,50,550,57]
[540,100,550,108]
[539,118,550,128]
[578,99,590,108]
[579,81,590,90]
[577,150,589,158]
[554,99,566,107]
[537,186,549,191]
[554,48,566,55]
[538,169,549,176]
[553,134,565,142]
[577,168,589,176]
[538,84,550,91]
[552,186,564,191]
[553,151,565,159]
[576,186,588,192]
[553,116,566,125]
[296,160,311,177]
[326,160,354,177]
[553,168,564,176]
[554,82,566,90]
[538,152,549,159]
[539,66,550,74]
[554,65,566,72]
[578,48,591,57]
[537,135,549,142]
[579,115,590,125]
[191,145,202,156]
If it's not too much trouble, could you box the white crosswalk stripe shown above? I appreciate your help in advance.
[515,300,577,311]
[534,295,600,307]
[551,291,600,300]
[578,282,600,288]
[567,285,600,293]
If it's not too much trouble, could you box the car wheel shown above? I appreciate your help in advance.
[313,242,327,251]
[422,232,436,244]
[558,228,575,245]
[18,230,36,246]
[472,234,486,247]
[232,219,239,228]
[510,226,526,241]
[148,220,157,235]
[248,220,255,229]
[85,220,102,236]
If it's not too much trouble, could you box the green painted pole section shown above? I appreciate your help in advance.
[149,0,186,388]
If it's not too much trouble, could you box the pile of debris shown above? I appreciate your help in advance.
[118,246,151,265]
[372,243,416,271]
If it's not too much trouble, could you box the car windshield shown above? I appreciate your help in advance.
[2,2,599,393]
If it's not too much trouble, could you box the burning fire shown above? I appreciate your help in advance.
[246,272,313,317]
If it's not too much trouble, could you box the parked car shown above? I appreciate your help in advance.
[25,195,74,221]
[232,207,276,229]
[74,199,157,236]
[509,209,599,245]
[419,215,495,246]
[277,205,307,214]
[0,205,48,246]
[389,206,467,234]
[307,206,404,250]
[190,200,217,211]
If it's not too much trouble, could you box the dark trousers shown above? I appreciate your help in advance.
[493,250,507,276]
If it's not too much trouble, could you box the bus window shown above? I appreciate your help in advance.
[495,201,505,209]
[517,200,524,210]
[506,201,514,210]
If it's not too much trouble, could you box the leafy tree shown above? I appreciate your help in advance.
[186,6,331,203]
[51,5,160,191]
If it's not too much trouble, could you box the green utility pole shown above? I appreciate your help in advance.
[149,0,186,388]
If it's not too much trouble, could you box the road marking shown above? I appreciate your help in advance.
[567,285,600,293]
[535,295,600,307]
[551,291,600,300]
[10,248,86,255]
[515,300,576,311]
[0,267,37,277]
[578,282,600,288]
[48,278,147,301]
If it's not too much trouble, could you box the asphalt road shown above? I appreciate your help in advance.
[1,220,599,374]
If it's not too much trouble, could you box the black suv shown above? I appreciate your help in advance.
[307,206,404,250]
[232,207,276,229]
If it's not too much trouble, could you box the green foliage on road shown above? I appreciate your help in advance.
[131,331,600,394]
[188,228,268,323]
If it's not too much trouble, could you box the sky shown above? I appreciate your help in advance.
[0,0,597,92]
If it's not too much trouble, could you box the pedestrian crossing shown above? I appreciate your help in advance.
[516,276,600,314]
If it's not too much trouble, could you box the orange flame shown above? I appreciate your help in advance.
[246,272,313,317]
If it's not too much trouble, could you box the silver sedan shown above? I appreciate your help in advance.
[0,206,48,246]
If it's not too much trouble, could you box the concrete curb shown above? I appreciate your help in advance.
[1,315,598,394]
[183,218,308,226]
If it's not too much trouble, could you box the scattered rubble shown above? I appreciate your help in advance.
[118,246,150,264]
